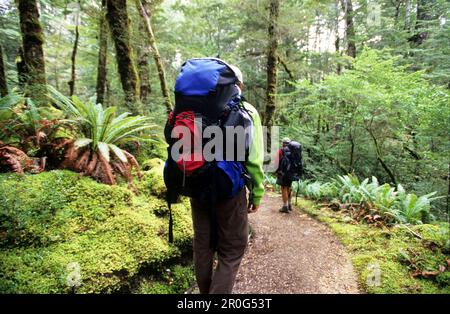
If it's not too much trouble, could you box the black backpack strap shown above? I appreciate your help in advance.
[209,167,218,250]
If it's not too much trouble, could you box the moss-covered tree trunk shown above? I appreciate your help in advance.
[136,3,151,104]
[15,47,27,88]
[340,0,356,58]
[137,46,151,103]
[135,0,172,113]
[334,1,342,74]
[68,1,81,96]
[96,0,108,105]
[17,0,47,104]
[106,0,140,113]
[264,0,279,130]
[0,45,8,97]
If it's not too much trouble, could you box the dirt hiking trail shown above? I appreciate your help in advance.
[232,193,360,294]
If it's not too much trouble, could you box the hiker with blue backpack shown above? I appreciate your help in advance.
[275,137,304,213]
[163,58,264,294]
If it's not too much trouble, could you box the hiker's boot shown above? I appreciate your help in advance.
[288,203,292,211]
[279,205,289,213]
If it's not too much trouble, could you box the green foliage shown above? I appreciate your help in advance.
[136,264,195,294]
[391,191,438,225]
[299,198,450,294]
[135,137,167,165]
[298,174,442,225]
[0,169,193,293]
[47,86,154,162]
[135,158,166,198]
[263,174,280,192]
[0,91,63,149]
[295,179,338,200]
[281,48,450,219]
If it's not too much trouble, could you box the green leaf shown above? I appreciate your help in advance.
[74,138,93,148]
[108,144,127,163]
[98,142,110,162]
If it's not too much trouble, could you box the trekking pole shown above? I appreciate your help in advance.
[168,201,173,243]
[167,189,173,243]
[295,179,300,205]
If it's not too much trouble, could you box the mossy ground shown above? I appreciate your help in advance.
[133,263,195,294]
[0,159,194,293]
[297,198,450,294]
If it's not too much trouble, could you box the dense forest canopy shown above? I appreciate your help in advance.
[0,0,449,220]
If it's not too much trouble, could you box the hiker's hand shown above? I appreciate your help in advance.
[248,204,259,213]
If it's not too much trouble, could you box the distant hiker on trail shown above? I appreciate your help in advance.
[275,137,304,213]
[163,58,264,294]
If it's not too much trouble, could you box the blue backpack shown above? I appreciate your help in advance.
[163,58,254,247]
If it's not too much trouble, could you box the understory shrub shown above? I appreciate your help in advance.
[297,174,442,225]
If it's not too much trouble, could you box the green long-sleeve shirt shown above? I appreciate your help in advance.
[242,101,265,206]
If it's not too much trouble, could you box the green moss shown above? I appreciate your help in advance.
[0,169,193,293]
[135,264,195,294]
[141,158,165,171]
[298,198,450,294]
[136,140,167,165]
[135,159,166,198]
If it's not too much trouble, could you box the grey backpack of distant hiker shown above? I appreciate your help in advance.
[280,141,303,181]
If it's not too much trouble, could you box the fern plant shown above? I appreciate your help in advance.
[337,174,368,203]
[48,86,154,185]
[312,174,441,225]
[390,192,439,224]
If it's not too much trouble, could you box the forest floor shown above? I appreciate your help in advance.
[232,192,361,294]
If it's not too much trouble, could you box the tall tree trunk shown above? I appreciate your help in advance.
[54,28,62,90]
[96,0,108,105]
[17,0,47,104]
[340,0,356,58]
[135,0,172,113]
[314,115,321,145]
[68,1,81,96]
[349,129,355,172]
[409,0,433,45]
[0,45,8,97]
[16,47,27,88]
[106,0,140,113]
[367,127,398,186]
[106,76,112,106]
[53,3,68,91]
[137,45,151,103]
[264,0,280,129]
[404,0,411,30]
[393,0,402,26]
[136,1,151,104]
[335,0,342,74]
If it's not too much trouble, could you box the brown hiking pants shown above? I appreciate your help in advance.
[190,189,248,294]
